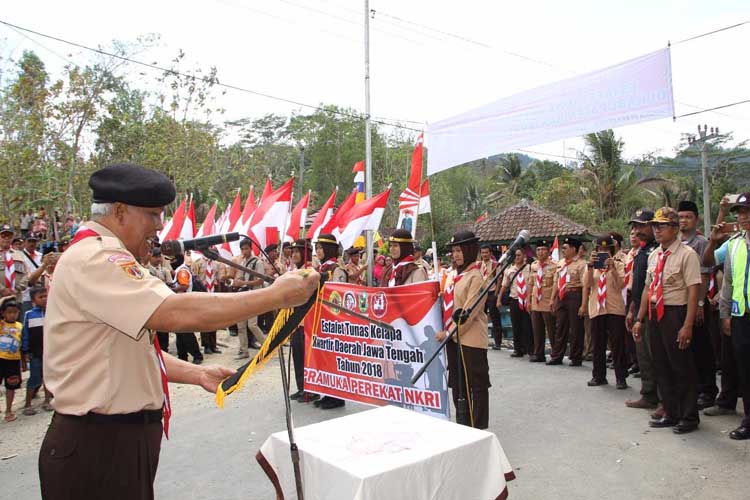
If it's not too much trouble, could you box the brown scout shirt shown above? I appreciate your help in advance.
[529,259,557,312]
[552,256,587,296]
[501,263,531,300]
[584,260,626,318]
[0,249,29,302]
[449,266,488,349]
[44,221,173,415]
[645,238,702,306]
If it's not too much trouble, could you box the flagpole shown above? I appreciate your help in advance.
[364,0,374,286]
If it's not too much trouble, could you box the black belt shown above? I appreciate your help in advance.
[56,408,163,425]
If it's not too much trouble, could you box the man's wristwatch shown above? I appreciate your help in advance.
[698,300,705,307]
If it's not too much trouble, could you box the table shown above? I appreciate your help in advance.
[257,405,515,500]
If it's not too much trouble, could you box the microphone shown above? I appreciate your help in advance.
[496,230,530,266]
[161,233,240,257]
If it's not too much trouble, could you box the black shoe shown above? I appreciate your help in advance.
[729,426,750,440]
[628,365,640,375]
[672,421,699,434]
[491,345,503,350]
[229,331,238,337]
[212,347,222,354]
[192,358,203,365]
[696,396,715,410]
[569,361,583,367]
[587,378,608,386]
[616,379,628,390]
[250,342,262,349]
[314,396,326,407]
[320,398,345,410]
[649,417,678,428]
[204,347,212,354]
[510,352,525,358]
[289,390,303,401]
[546,358,563,365]
[529,356,546,363]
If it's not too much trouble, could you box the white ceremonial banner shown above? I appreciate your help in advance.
[427,48,674,175]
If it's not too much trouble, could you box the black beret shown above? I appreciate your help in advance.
[89,163,176,207]
[536,240,551,248]
[677,200,699,215]
[563,237,582,249]
[265,243,278,253]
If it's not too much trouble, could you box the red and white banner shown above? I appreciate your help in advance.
[304,281,449,418]
[249,178,294,250]
[396,134,424,235]
[332,187,390,251]
[285,191,310,243]
[418,178,431,215]
[307,188,337,242]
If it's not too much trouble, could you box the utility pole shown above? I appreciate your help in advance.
[364,1,374,286]
[297,146,305,204]
[688,124,719,235]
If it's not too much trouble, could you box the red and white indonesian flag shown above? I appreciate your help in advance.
[418,178,431,215]
[551,236,560,262]
[195,202,218,239]
[158,197,187,242]
[219,190,243,258]
[249,178,294,250]
[332,187,391,251]
[180,198,196,240]
[307,189,337,241]
[285,191,310,243]
[396,134,424,232]
[230,186,257,256]
[320,189,357,240]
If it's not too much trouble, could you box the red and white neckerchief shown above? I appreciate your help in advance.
[622,249,636,302]
[442,262,480,332]
[319,258,338,275]
[284,257,295,273]
[4,250,14,291]
[205,260,214,293]
[388,255,415,287]
[597,271,607,312]
[535,266,544,304]
[707,270,717,299]
[69,227,172,438]
[481,257,496,279]
[516,270,528,311]
[558,260,571,300]
[648,249,671,321]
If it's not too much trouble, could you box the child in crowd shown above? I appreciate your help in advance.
[0,298,25,422]
[22,287,51,415]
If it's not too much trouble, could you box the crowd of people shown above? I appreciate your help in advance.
[484,197,750,440]
[1,193,748,441]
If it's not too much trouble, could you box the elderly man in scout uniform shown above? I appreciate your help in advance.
[39,163,318,500]
[548,237,588,366]
[1,224,28,303]
[529,240,557,363]
[717,193,750,440]
[633,207,702,434]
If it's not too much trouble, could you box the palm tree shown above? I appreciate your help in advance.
[486,154,524,204]
[579,130,631,219]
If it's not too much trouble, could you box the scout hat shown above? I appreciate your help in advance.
[730,193,750,212]
[388,229,414,244]
[289,238,312,250]
[629,209,655,225]
[651,207,679,226]
[89,163,176,207]
[0,224,14,235]
[446,230,480,248]
[594,235,616,248]
[536,239,552,248]
[562,237,582,250]
[345,246,363,255]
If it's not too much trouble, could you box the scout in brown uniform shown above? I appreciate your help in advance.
[382,229,429,286]
[480,245,503,350]
[529,240,557,363]
[548,237,587,366]
[633,207,702,434]
[39,163,318,500]
[230,239,268,358]
[345,247,367,285]
[498,248,533,358]
[288,239,315,402]
[146,247,173,352]
[314,233,349,410]
[583,236,628,388]
[0,224,29,303]
[438,230,490,429]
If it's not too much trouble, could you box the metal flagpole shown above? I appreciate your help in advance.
[364,0,374,286]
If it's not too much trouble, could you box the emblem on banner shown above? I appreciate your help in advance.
[344,292,356,313]
[328,290,342,315]
[371,291,387,318]
[357,292,369,313]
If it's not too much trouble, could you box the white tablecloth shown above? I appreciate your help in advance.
[257,405,515,500]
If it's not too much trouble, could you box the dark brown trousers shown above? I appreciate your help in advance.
[649,305,699,425]
[592,314,628,382]
[551,290,584,363]
[446,343,490,429]
[731,314,750,427]
[39,413,162,500]
[530,311,555,360]
[509,299,533,355]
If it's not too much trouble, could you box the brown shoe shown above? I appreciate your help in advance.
[650,405,666,420]
[625,398,658,409]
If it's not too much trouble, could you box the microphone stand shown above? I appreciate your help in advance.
[410,247,517,426]
[199,246,397,499]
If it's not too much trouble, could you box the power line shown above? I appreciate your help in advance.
[0,19,423,133]
[674,99,750,119]
[673,19,750,45]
